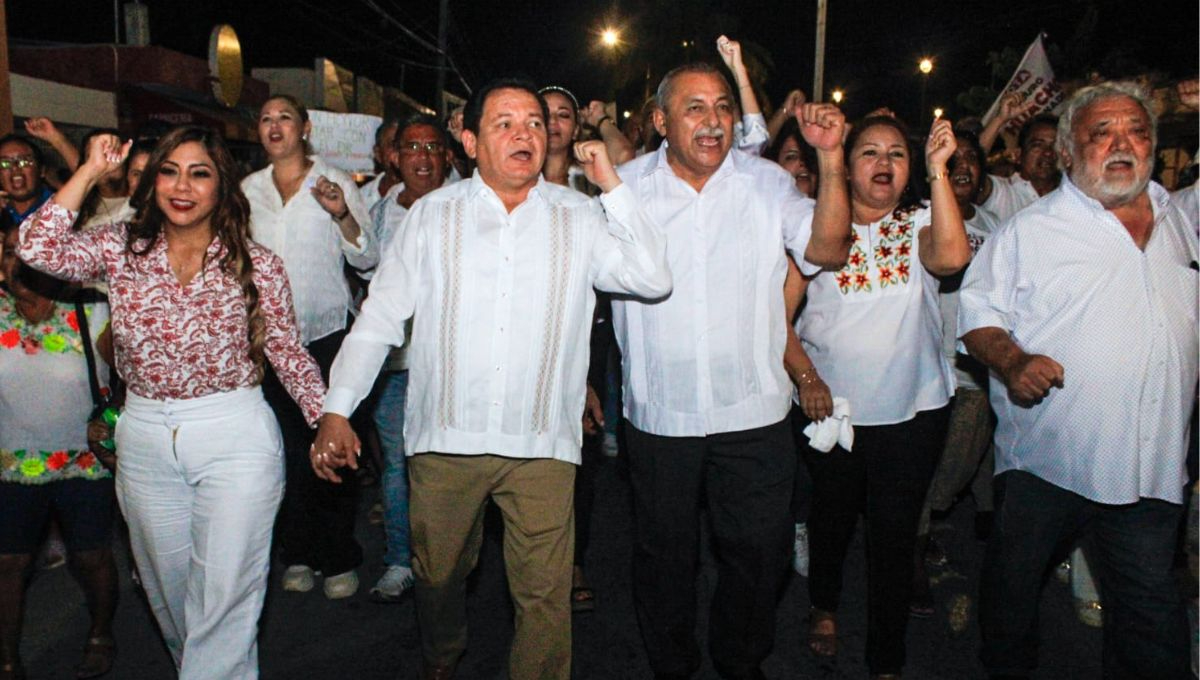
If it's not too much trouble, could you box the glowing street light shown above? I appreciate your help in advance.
[601,28,620,48]
[918,57,935,126]
[831,89,844,104]
[919,58,934,75]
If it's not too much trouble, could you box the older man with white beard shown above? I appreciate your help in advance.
[959,81,1197,680]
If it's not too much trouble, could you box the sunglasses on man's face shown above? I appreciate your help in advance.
[0,157,36,171]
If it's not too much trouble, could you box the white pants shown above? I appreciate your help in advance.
[115,387,284,680]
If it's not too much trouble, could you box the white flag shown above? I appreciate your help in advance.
[982,35,1066,134]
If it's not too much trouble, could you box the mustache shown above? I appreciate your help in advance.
[1103,151,1138,169]
[692,126,725,139]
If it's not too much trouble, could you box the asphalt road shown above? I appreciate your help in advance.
[21,455,1124,680]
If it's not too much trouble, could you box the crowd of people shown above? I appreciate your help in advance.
[0,32,1196,680]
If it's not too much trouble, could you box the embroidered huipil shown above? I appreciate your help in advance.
[0,295,112,484]
[613,146,817,437]
[797,205,954,426]
[323,175,671,464]
[242,156,378,344]
[18,201,326,425]
[958,178,1198,505]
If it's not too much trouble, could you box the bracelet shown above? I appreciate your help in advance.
[595,116,613,128]
[927,171,947,182]
[795,366,821,385]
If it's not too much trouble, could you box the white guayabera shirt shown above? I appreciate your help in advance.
[324,174,671,464]
[613,145,818,437]
[959,177,1198,505]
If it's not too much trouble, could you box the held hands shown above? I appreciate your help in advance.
[82,134,131,182]
[1000,352,1064,406]
[311,175,349,219]
[582,384,605,435]
[310,413,362,483]
[796,99,847,152]
[925,118,956,175]
[574,140,621,193]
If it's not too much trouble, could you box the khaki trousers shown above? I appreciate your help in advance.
[409,453,574,680]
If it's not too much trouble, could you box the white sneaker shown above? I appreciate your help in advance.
[369,565,414,603]
[323,569,359,599]
[793,523,810,577]
[282,565,315,592]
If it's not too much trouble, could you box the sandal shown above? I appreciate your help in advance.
[807,607,837,658]
[76,636,115,679]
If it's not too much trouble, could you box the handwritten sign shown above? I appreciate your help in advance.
[307,110,383,174]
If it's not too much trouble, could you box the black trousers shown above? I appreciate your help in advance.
[266,327,363,576]
[980,470,1191,680]
[626,418,795,677]
[803,405,949,675]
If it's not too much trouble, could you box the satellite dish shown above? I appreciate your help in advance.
[208,24,244,107]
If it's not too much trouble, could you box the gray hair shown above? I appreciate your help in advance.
[655,62,730,112]
[1055,81,1157,171]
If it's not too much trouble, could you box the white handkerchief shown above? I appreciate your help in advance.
[802,397,854,453]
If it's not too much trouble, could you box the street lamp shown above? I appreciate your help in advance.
[601,28,620,48]
[831,89,844,104]
[918,57,934,126]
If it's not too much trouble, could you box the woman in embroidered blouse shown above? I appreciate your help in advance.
[19,126,325,680]
[0,216,118,680]
[784,115,969,679]
[241,95,377,599]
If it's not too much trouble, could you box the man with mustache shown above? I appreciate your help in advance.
[363,113,453,604]
[312,78,670,680]
[977,114,1061,223]
[960,82,1196,680]
[611,60,850,680]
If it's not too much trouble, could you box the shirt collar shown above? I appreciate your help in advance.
[467,172,547,207]
[643,141,738,187]
[5,186,52,222]
[1060,173,1171,221]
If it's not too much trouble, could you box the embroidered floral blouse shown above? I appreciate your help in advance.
[18,201,326,425]
[0,294,111,484]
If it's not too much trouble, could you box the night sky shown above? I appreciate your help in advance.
[7,0,1197,124]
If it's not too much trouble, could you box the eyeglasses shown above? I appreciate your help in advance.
[398,141,444,155]
[0,157,36,170]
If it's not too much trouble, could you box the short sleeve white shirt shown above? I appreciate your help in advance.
[979,173,1040,225]
[958,178,1198,504]
[797,205,954,425]
[938,208,1000,391]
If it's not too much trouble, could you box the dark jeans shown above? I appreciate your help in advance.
[266,327,363,576]
[575,298,615,566]
[803,405,949,675]
[626,418,795,677]
[980,470,1191,680]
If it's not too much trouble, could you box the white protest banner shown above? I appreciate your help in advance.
[307,110,383,174]
[982,34,1066,135]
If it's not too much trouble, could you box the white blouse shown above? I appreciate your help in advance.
[242,156,378,344]
[797,205,954,426]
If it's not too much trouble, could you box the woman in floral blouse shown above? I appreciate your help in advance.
[784,115,969,679]
[18,127,326,680]
[0,215,117,679]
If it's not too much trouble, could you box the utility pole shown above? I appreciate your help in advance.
[0,0,11,136]
[435,0,449,118]
[812,0,826,102]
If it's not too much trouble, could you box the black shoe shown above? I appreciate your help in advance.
[975,511,994,541]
